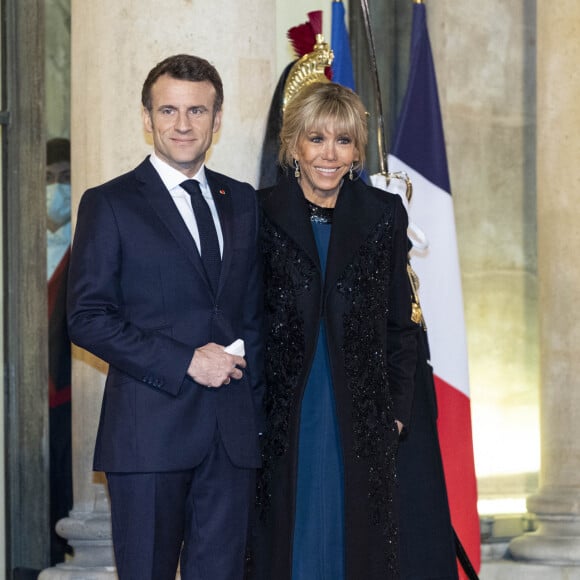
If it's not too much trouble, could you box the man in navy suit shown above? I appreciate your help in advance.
[67,54,264,580]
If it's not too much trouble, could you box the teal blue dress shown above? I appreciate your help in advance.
[291,209,346,580]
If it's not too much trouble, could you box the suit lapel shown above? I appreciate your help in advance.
[206,169,233,298]
[260,175,321,273]
[324,179,389,296]
[135,159,209,286]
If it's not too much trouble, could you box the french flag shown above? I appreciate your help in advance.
[388,2,481,576]
[330,0,356,91]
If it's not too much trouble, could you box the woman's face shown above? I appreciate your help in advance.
[293,122,359,205]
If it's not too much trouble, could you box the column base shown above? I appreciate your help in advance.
[508,487,580,565]
[39,502,115,579]
[40,564,184,580]
[509,518,580,565]
[481,560,580,580]
[39,563,117,580]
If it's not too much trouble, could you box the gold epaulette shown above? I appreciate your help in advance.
[407,263,426,328]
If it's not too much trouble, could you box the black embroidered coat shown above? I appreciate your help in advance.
[251,174,418,580]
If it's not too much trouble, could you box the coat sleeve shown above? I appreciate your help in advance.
[240,189,266,432]
[67,187,194,397]
[386,197,418,427]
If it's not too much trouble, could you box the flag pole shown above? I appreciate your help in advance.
[359,0,412,199]
[359,0,387,175]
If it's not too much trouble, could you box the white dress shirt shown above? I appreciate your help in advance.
[149,153,224,257]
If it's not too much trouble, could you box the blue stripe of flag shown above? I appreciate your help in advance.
[331,0,356,91]
[390,3,451,194]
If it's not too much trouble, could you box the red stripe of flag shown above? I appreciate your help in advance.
[434,374,480,576]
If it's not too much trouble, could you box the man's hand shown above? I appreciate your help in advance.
[187,343,246,388]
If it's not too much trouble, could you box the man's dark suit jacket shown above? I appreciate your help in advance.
[67,157,264,473]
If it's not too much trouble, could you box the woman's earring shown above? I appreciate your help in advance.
[349,162,355,181]
[294,159,301,178]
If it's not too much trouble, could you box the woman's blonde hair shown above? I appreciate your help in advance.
[279,82,368,172]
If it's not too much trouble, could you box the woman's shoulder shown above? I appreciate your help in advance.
[256,175,293,209]
[256,184,277,201]
[355,180,406,213]
[363,180,398,200]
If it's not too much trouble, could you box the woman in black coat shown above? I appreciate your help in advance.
[251,82,418,580]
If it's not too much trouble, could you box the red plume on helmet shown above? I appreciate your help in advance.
[287,11,332,80]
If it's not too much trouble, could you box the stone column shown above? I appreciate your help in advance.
[507,0,580,568]
[39,353,116,579]
[40,2,275,577]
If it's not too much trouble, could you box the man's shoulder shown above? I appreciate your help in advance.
[205,167,255,194]
[95,158,149,188]
[83,158,154,200]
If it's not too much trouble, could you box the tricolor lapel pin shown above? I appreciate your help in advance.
[219,189,226,195]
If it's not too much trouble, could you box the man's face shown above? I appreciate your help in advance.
[143,74,222,177]
[46,161,71,185]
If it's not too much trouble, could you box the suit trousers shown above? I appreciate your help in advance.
[107,434,255,580]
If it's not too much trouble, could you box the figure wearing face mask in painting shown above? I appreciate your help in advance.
[46,137,73,565]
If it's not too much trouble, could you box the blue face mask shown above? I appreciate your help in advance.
[46,183,71,228]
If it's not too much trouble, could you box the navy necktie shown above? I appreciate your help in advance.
[181,179,221,293]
